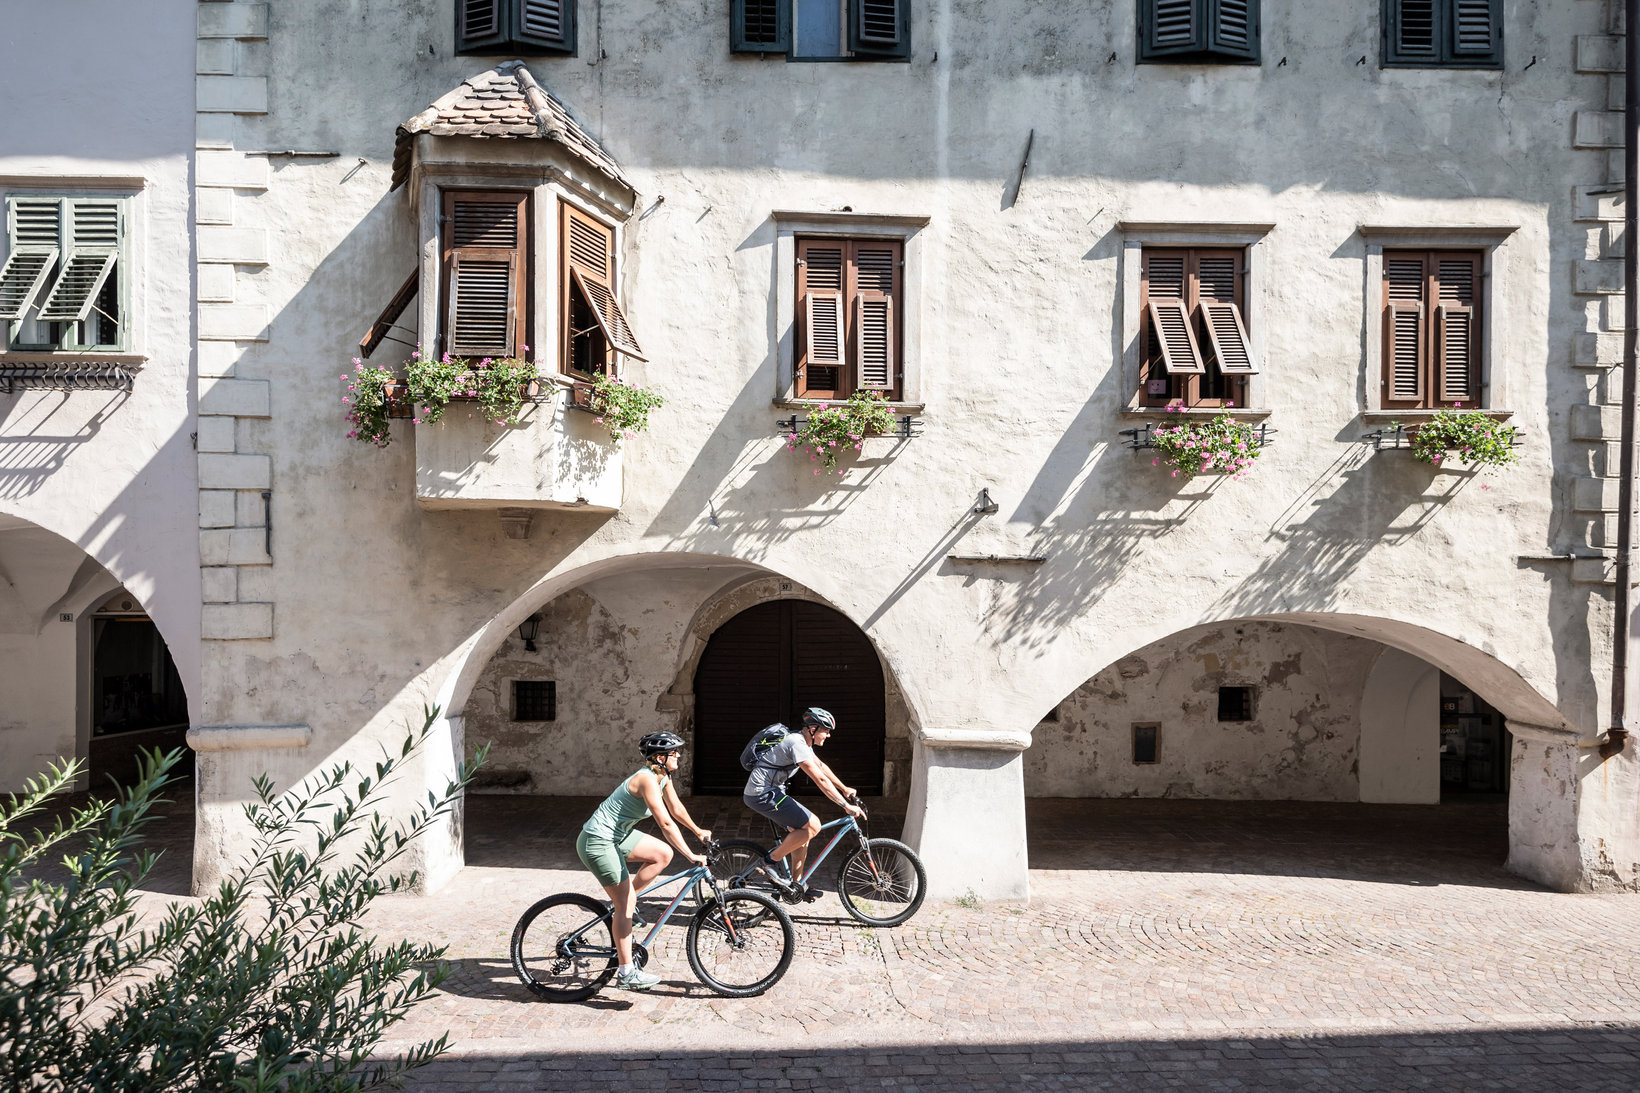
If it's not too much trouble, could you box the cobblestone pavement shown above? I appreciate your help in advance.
[40,791,1640,1089]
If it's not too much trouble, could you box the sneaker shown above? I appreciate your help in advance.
[613,966,661,991]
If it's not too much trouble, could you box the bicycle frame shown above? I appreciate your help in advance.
[734,813,865,889]
[561,861,729,957]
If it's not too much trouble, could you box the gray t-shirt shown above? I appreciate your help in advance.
[742,730,816,802]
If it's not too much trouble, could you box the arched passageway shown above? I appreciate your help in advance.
[691,599,886,794]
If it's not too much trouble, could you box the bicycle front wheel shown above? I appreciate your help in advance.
[837,838,927,927]
[685,888,794,998]
[511,892,617,1002]
[694,838,773,905]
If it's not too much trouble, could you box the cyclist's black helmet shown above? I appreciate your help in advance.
[639,730,685,759]
[802,707,837,733]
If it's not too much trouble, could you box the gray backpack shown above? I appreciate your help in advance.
[739,724,794,772]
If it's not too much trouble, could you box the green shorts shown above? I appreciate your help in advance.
[576,828,646,887]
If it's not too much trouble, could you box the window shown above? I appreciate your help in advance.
[795,237,902,400]
[1380,250,1483,410]
[1137,0,1259,65]
[1132,723,1160,764]
[732,0,910,61]
[1382,0,1501,69]
[513,680,557,721]
[1217,686,1254,722]
[561,200,644,380]
[440,190,530,360]
[456,0,575,56]
[0,195,127,353]
[1138,247,1258,408]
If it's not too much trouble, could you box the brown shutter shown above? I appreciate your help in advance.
[442,190,526,359]
[570,266,646,361]
[359,271,419,358]
[561,201,622,376]
[1382,253,1428,407]
[1201,302,1256,375]
[1434,254,1480,404]
[1149,299,1204,374]
[852,241,898,392]
[797,239,846,398]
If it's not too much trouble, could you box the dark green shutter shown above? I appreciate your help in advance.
[1209,0,1259,62]
[848,0,910,59]
[1140,0,1259,63]
[456,0,575,56]
[1141,0,1206,58]
[1448,0,1500,65]
[732,0,789,54]
[1383,0,1500,68]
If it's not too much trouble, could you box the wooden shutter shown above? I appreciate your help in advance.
[797,240,847,397]
[456,0,507,53]
[1142,251,1204,375]
[1434,254,1480,404]
[1382,254,1428,407]
[1143,0,1204,57]
[732,0,789,53]
[517,0,575,54]
[560,202,638,375]
[38,201,120,323]
[1450,0,1499,60]
[1195,252,1256,375]
[852,242,898,391]
[359,271,418,359]
[1386,0,1438,63]
[850,0,910,58]
[0,198,61,322]
[443,191,527,359]
[1210,0,1259,61]
[570,267,646,361]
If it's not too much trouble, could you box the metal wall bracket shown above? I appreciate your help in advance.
[775,414,922,439]
[1121,420,1274,450]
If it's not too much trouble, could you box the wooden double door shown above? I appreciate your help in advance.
[692,600,885,795]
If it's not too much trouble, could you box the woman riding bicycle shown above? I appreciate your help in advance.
[575,730,712,991]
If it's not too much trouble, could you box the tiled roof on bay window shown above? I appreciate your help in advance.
[391,61,627,191]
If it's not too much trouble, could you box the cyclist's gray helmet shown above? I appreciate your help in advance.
[639,730,685,759]
[802,707,837,733]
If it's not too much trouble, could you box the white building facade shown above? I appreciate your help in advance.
[5,0,1639,901]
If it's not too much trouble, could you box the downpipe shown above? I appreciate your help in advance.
[1607,0,1640,760]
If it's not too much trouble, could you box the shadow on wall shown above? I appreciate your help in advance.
[0,391,124,500]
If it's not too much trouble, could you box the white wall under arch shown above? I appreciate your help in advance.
[1359,647,1441,804]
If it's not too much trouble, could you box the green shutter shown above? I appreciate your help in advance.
[38,201,120,323]
[1140,0,1260,63]
[0,198,61,322]
[849,0,909,59]
[1383,0,1500,68]
[456,0,507,54]
[457,0,575,56]
[516,0,575,55]
[732,0,790,53]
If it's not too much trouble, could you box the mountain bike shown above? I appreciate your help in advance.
[510,845,794,1001]
[705,796,927,927]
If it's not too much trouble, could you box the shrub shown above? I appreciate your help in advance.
[787,391,897,475]
[0,707,484,1093]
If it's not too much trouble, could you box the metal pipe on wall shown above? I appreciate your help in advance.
[1607,0,1639,758]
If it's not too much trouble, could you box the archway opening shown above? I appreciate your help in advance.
[691,599,886,795]
[89,589,192,787]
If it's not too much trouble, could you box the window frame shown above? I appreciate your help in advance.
[1138,246,1254,409]
[731,0,911,62]
[1359,225,1516,416]
[1,190,133,356]
[771,211,928,409]
[1120,222,1271,414]
[1381,0,1503,70]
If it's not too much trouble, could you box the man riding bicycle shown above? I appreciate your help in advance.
[741,707,864,900]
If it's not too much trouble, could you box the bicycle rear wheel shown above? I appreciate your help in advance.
[837,838,927,927]
[685,888,794,998]
[511,892,617,1002]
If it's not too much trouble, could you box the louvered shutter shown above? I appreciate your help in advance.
[561,202,642,373]
[359,271,418,359]
[797,240,847,397]
[1195,252,1256,376]
[443,191,527,359]
[1449,0,1500,62]
[456,0,507,53]
[1143,251,1204,375]
[732,0,789,53]
[1382,254,1428,407]
[1143,0,1205,57]
[38,201,121,323]
[1433,254,1480,404]
[1210,0,1259,61]
[0,198,61,322]
[849,0,910,58]
[852,242,898,391]
[516,0,575,55]
[1385,0,1438,64]
[570,267,646,361]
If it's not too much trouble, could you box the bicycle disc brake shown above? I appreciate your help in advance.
[631,941,649,969]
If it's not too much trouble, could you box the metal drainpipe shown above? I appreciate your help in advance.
[1607,0,1639,760]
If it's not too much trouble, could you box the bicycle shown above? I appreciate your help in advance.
[510,843,794,1001]
[705,796,927,927]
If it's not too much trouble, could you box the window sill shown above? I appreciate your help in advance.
[1360,409,1512,422]
[776,397,925,413]
[1120,408,1270,420]
[0,352,145,365]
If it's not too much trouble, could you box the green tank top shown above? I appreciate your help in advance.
[581,768,658,842]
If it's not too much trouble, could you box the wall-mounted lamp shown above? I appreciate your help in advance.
[518,614,542,652]
[973,488,999,516]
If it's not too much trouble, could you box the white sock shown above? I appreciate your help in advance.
[618,963,633,976]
